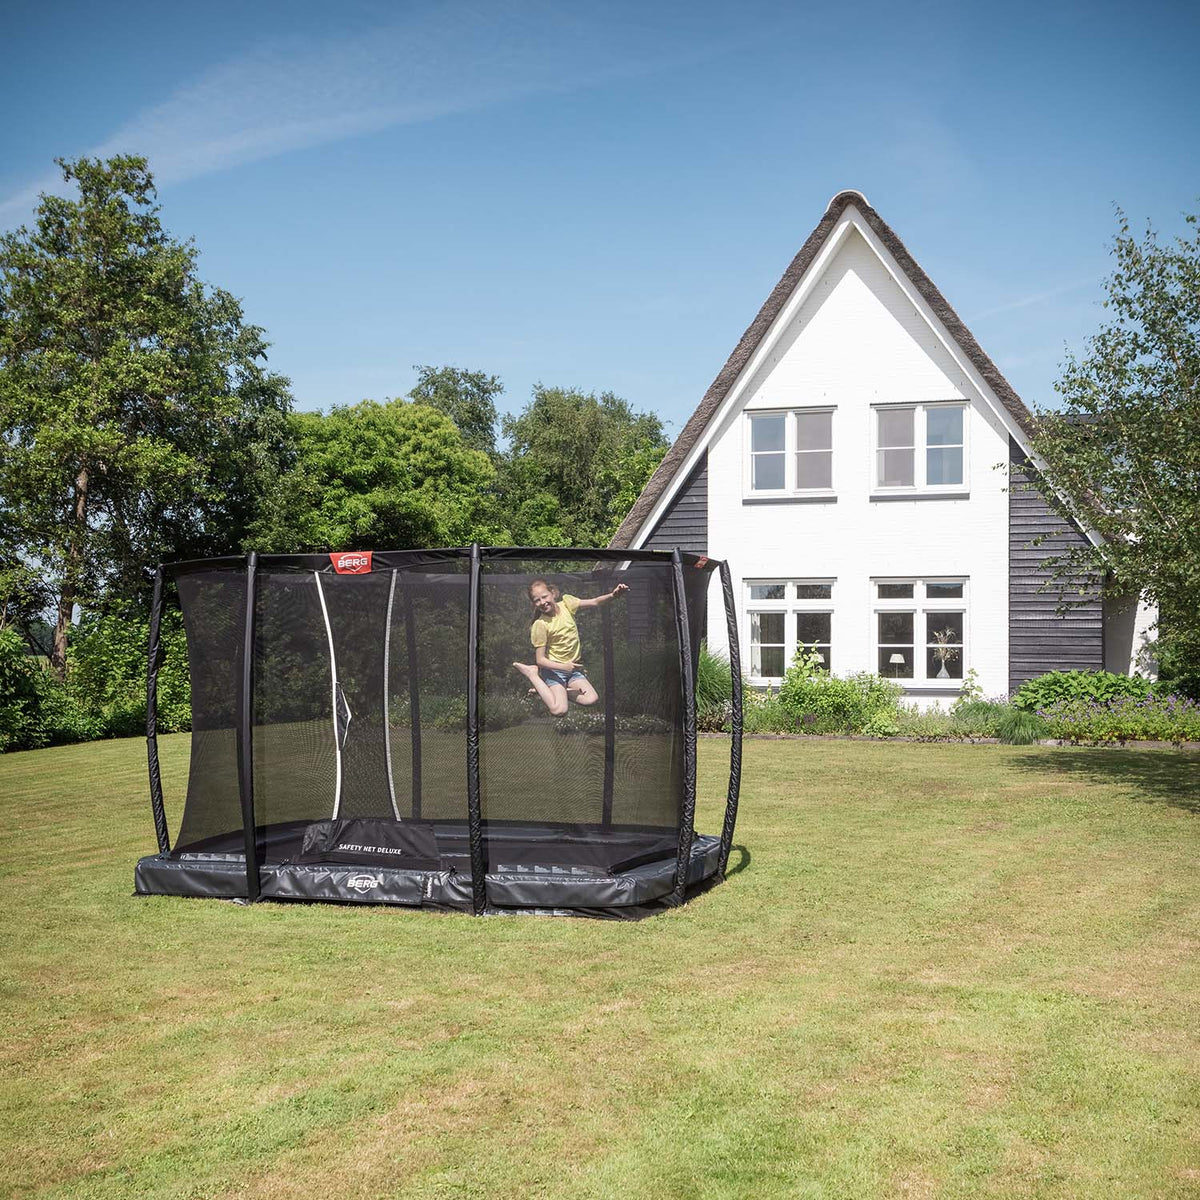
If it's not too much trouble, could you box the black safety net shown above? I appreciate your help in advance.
[157,547,721,904]
[477,556,684,871]
[172,568,245,853]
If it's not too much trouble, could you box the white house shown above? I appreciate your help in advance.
[610,191,1154,704]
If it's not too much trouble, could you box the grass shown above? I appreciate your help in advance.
[1,735,1199,1198]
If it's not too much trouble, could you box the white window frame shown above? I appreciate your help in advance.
[873,578,969,688]
[871,401,968,496]
[744,407,836,498]
[745,578,836,683]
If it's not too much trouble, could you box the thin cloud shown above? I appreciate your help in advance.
[1,0,756,220]
[967,277,1100,322]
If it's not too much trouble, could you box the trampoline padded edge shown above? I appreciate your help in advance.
[133,836,721,912]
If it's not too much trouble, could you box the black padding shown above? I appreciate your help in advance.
[297,818,441,870]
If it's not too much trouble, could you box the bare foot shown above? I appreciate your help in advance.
[512,661,538,681]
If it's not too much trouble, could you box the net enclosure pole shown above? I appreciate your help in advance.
[382,570,400,819]
[669,548,698,907]
[313,571,343,819]
[600,602,616,830]
[465,544,487,915]
[717,559,744,877]
[146,565,171,855]
[236,552,261,903]
[403,578,423,819]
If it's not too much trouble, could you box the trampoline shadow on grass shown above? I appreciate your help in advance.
[723,845,752,877]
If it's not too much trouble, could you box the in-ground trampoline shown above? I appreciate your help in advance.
[136,546,743,918]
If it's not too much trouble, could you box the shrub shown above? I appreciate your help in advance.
[894,706,958,742]
[0,628,102,751]
[695,642,735,733]
[778,649,902,734]
[1013,670,1154,712]
[428,695,468,731]
[950,667,984,711]
[893,701,1004,742]
[695,642,733,709]
[861,710,900,739]
[1038,692,1200,743]
[993,707,1049,745]
[742,689,792,734]
[1154,629,1200,701]
[68,608,191,738]
[893,699,1045,744]
[0,628,47,751]
[949,700,1008,738]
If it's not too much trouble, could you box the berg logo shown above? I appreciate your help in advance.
[330,551,373,574]
[347,874,382,892]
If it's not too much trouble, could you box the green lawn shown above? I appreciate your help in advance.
[2,735,1198,1199]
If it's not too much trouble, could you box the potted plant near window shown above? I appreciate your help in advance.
[931,628,960,680]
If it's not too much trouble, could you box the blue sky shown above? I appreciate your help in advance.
[3,0,1197,436]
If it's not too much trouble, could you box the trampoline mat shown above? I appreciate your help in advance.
[172,818,680,875]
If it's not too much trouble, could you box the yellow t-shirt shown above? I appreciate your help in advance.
[531,594,582,666]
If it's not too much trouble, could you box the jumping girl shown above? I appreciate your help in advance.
[512,578,629,716]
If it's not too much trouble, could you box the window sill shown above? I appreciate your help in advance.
[870,489,969,503]
[743,492,837,505]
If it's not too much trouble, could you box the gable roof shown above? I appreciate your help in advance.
[610,189,1038,549]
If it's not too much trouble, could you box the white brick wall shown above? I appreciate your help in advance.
[699,223,1015,706]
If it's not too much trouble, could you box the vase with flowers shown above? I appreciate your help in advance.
[931,628,960,679]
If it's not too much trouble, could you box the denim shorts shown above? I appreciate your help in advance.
[539,666,588,689]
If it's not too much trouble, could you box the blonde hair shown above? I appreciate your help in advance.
[527,578,561,620]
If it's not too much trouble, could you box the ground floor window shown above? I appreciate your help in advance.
[875,579,966,682]
[746,580,834,680]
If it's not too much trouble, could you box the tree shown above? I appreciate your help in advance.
[250,398,498,552]
[408,364,503,457]
[1028,206,1200,690]
[0,156,292,675]
[499,384,669,546]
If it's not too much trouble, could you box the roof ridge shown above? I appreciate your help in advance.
[609,192,1034,548]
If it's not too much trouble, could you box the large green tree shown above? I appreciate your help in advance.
[0,156,292,674]
[250,398,498,552]
[499,384,668,546]
[408,364,503,457]
[1028,206,1200,689]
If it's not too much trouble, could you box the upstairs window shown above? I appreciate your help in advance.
[795,411,833,489]
[874,403,967,492]
[750,414,786,490]
[877,408,915,488]
[747,409,835,495]
[926,407,964,486]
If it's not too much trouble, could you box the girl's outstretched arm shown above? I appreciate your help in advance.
[573,583,629,610]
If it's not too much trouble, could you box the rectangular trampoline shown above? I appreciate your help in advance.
[136,545,744,917]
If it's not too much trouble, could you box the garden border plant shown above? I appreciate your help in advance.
[695,652,1199,748]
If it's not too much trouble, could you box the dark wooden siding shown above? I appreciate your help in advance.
[641,452,707,553]
[1009,437,1103,691]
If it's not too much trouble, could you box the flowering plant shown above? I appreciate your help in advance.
[1037,691,1200,744]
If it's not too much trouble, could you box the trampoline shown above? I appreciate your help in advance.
[135,545,744,918]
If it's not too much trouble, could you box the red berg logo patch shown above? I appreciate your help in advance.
[330,551,373,575]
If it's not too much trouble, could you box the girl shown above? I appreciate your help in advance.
[512,578,628,716]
